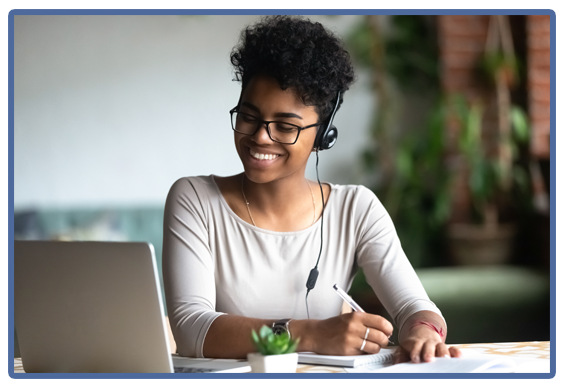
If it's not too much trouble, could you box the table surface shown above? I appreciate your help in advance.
[296,341,550,373]
[13,341,550,374]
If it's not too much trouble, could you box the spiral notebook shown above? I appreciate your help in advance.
[298,348,395,368]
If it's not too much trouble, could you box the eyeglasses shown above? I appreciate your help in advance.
[229,107,322,145]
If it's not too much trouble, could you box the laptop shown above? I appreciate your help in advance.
[14,240,250,373]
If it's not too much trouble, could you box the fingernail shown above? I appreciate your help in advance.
[412,355,419,363]
[444,354,450,358]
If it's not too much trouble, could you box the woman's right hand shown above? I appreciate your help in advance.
[303,312,394,356]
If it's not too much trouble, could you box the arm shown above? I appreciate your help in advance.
[163,177,225,357]
[353,186,460,363]
[203,313,393,359]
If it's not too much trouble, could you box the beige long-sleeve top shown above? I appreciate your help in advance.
[162,175,443,357]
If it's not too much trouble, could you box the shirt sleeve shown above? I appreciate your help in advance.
[162,177,225,357]
[353,185,445,338]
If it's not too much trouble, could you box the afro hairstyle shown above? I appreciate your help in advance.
[230,15,355,122]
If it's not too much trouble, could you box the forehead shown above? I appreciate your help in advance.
[240,75,318,120]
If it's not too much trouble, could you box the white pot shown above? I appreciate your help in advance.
[247,352,298,373]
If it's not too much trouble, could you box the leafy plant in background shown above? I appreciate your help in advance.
[346,15,447,270]
[450,95,530,226]
[251,326,300,356]
[383,100,452,267]
[452,15,531,228]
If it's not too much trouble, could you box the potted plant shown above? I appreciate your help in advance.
[446,94,530,265]
[445,16,531,266]
[247,325,300,373]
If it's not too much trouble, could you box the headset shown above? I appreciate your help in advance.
[313,91,341,151]
[305,91,341,318]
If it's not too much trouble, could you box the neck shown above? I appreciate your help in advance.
[241,171,319,232]
[242,172,312,213]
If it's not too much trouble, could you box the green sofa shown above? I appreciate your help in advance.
[351,265,550,344]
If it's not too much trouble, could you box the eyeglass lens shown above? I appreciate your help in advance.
[231,112,299,144]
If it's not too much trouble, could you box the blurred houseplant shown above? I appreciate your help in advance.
[346,15,449,270]
[344,16,454,310]
[446,15,531,265]
[446,96,530,265]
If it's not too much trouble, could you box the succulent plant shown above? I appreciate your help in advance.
[251,325,300,356]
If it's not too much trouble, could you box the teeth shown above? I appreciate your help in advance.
[250,149,278,160]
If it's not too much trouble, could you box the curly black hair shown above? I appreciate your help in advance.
[230,16,355,122]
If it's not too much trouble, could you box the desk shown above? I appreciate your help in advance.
[296,341,550,373]
[13,341,549,374]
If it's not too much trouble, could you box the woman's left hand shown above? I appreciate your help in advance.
[392,324,462,364]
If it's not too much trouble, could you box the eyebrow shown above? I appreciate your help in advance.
[240,102,303,120]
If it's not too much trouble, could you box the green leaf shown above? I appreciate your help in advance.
[249,325,300,355]
[251,329,268,355]
[396,146,413,178]
[510,106,530,142]
[467,104,482,146]
[259,325,272,339]
[251,329,259,344]
[285,338,300,354]
[512,165,529,190]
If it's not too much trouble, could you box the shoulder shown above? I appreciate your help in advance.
[329,183,382,209]
[165,175,219,206]
[328,183,390,230]
[169,175,216,191]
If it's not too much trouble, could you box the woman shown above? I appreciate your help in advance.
[163,15,461,364]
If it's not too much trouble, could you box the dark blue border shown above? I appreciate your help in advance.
[8,5,15,378]
[548,7,556,380]
[6,9,558,16]
[8,8,556,380]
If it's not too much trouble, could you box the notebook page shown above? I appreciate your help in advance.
[298,348,395,367]
[373,357,516,373]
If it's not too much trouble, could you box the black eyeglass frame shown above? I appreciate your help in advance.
[229,107,323,145]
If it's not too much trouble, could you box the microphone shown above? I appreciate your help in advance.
[306,268,319,290]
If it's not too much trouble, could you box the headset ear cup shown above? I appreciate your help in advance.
[313,124,338,151]
[322,125,338,150]
[314,91,341,151]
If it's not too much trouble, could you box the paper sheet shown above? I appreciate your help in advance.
[345,348,550,373]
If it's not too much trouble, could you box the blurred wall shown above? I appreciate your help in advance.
[14,15,375,210]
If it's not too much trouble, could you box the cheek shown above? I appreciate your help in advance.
[287,137,315,164]
[234,133,244,152]
[298,130,318,153]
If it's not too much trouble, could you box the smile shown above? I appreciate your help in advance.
[249,149,279,160]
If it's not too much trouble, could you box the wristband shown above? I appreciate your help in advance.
[409,321,445,341]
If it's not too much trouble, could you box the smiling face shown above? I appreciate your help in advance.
[234,74,320,185]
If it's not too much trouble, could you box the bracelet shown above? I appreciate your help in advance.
[409,321,445,341]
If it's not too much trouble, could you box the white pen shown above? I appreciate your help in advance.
[333,283,365,312]
[333,283,395,345]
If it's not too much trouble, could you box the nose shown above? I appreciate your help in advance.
[251,122,274,143]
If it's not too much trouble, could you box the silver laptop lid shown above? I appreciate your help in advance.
[14,241,173,373]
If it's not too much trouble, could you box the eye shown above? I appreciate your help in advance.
[239,113,259,123]
[275,122,299,133]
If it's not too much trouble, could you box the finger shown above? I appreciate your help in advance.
[421,341,437,362]
[449,346,463,358]
[362,314,394,337]
[359,338,381,354]
[435,343,450,358]
[392,347,410,365]
[409,340,424,363]
[366,327,391,348]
